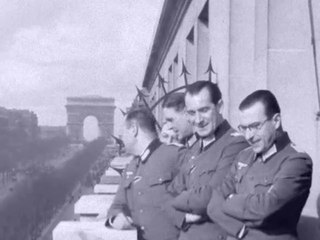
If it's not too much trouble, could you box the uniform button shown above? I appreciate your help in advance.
[141,226,145,230]
[159,178,163,182]
[191,156,195,160]
[138,191,142,195]
[139,209,144,213]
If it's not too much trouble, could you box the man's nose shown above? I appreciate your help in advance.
[167,122,174,129]
[194,112,203,124]
[244,129,255,140]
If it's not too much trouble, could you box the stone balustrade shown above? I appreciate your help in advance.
[94,184,119,194]
[99,167,122,185]
[74,194,114,221]
[100,174,121,185]
[53,221,136,240]
[109,155,134,172]
[105,167,120,177]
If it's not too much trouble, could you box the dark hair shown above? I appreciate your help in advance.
[162,92,185,112]
[239,90,281,118]
[125,107,157,134]
[185,81,222,105]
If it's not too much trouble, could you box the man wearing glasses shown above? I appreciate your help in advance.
[207,90,313,240]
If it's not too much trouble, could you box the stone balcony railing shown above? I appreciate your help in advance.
[53,221,136,240]
[74,194,114,221]
[52,155,136,240]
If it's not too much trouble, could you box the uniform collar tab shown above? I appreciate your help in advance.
[185,134,198,149]
[139,138,161,163]
[214,120,231,140]
[275,131,290,152]
[259,132,290,162]
[261,144,277,162]
[200,120,231,152]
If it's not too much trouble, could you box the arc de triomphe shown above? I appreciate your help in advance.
[65,96,115,143]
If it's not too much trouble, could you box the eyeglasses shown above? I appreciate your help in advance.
[238,118,270,134]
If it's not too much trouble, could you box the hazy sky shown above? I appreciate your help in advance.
[0,0,163,129]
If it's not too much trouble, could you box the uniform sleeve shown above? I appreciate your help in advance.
[171,137,248,215]
[207,188,245,237]
[218,159,239,199]
[163,148,189,228]
[222,154,312,227]
[317,194,320,219]
[167,147,189,195]
[163,199,187,228]
[106,168,130,221]
[207,157,245,237]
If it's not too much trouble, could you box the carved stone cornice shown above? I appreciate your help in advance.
[142,0,192,90]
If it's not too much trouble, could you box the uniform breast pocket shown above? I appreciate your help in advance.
[198,169,216,186]
[148,173,173,187]
[253,175,274,194]
[148,173,174,205]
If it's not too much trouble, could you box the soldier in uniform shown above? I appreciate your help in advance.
[317,193,320,230]
[207,90,313,240]
[106,108,180,240]
[167,81,248,240]
[162,92,195,147]
[318,194,320,224]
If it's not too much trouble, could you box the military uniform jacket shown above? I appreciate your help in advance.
[317,194,320,222]
[207,132,313,240]
[107,139,181,240]
[167,120,248,240]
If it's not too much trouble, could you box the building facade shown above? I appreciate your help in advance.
[142,0,320,222]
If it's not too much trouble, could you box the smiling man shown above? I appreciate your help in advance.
[167,81,248,240]
[207,90,313,240]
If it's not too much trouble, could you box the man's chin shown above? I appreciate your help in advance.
[251,145,262,154]
[177,135,184,141]
[195,129,209,137]
[196,133,207,138]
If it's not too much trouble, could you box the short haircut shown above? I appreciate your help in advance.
[185,81,222,105]
[162,92,185,112]
[239,90,281,119]
[125,107,157,134]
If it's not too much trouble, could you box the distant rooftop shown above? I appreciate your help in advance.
[67,96,114,102]
[66,96,115,107]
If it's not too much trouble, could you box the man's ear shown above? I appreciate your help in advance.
[216,99,224,114]
[273,113,281,130]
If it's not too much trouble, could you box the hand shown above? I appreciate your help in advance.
[185,213,202,223]
[112,213,133,230]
